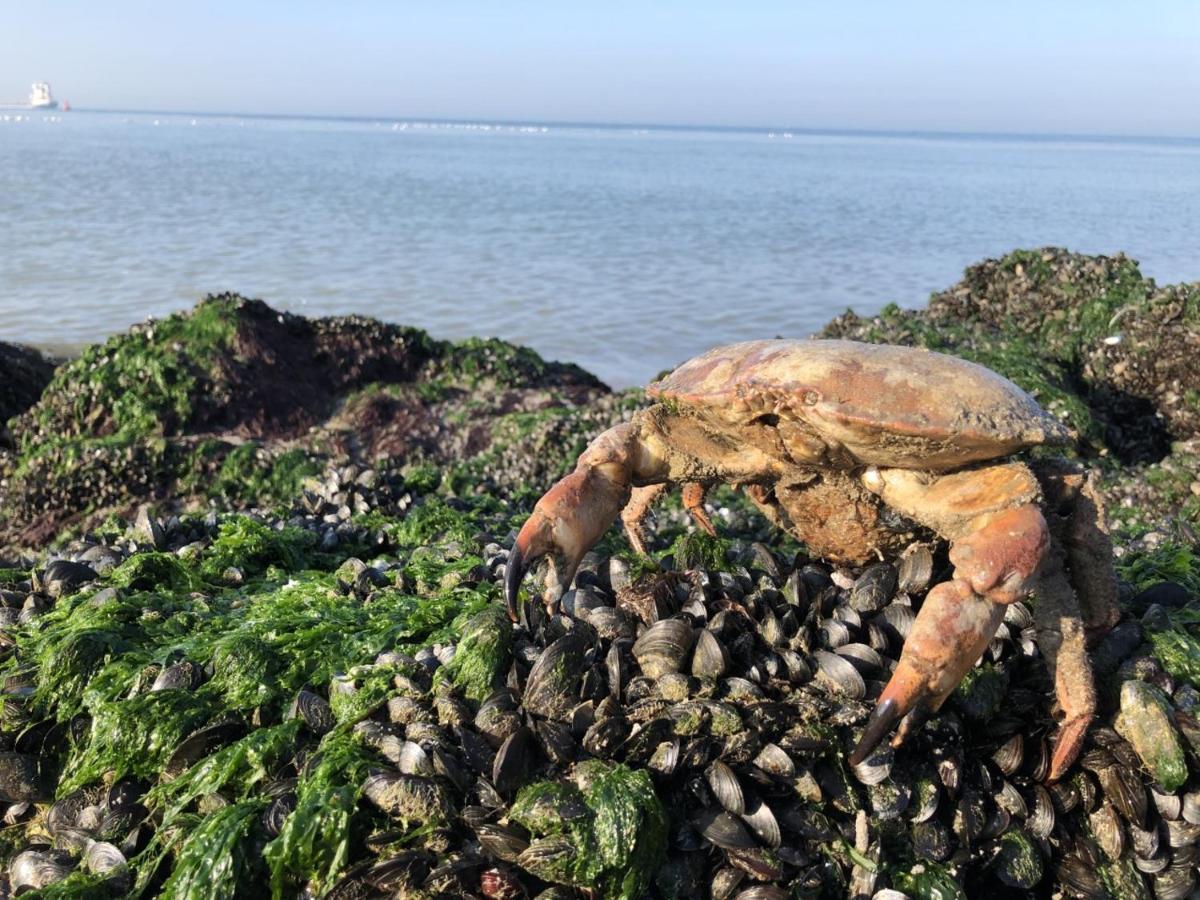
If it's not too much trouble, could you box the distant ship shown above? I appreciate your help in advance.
[0,82,59,111]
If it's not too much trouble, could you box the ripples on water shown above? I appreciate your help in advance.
[2,112,1198,386]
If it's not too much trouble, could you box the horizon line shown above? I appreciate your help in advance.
[70,106,1200,145]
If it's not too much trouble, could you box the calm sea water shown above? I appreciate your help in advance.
[2,111,1199,387]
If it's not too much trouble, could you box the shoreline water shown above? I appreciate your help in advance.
[5,111,1200,387]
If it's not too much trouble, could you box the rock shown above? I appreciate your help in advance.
[1114,679,1188,792]
[0,342,55,426]
[134,505,165,550]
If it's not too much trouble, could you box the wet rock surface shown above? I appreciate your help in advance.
[0,341,55,437]
[0,249,1195,896]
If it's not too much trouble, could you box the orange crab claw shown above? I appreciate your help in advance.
[849,579,1006,765]
[505,466,630,620]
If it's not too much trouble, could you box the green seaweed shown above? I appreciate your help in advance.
[199,516,316,580]
[159,800,268,900]
[668,530,732,572]
[509,760,667,900]
[1117,541,1200,596]
[263,729,375,898]
[435,605,514,703]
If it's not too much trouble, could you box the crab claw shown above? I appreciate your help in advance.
[505,465,631,620]
[849,579,1006,765]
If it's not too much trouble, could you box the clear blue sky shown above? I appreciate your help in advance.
[5,1,1198,135]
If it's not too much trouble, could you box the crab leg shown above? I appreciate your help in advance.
[850,464,1052,766]
[505,416,669,619]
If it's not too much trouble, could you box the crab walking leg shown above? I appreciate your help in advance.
[1033,543,1096,783]
[620,484,668,557]
[681,482,717,536]
[850,463,1050,765]
[506,416,670,618]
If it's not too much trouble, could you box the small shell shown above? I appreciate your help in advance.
[752,744,795,780]
[874,604,915,645]
[163,719,245,780]
[291,690,336,735]
[1088,803,1125,860]
[835,643,884,675]
[1165,817,1200,848]
[849,564,898,612]
[691,630,729,679]
[992,733,1024,776]
[523,632,591,720]
[851,742,893,786]
[740,795,781,848]
[819,619,851,649]
[694,808,757,850]
[813,650,865,699]
[362,771,452,824]
[83,841,127,876]
[476,822,531,863]
[632,619,695,679]
[9,849,75,891]
[1152,788,1183,821]
[150,660,203,692]
[995,779,1027,818]
[707,760,745,815]
[262,793,296,837]
[492,727,534,796]
[897,545,934,594]
[397,741,433,777]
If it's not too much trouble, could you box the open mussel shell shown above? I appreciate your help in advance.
[812,650,865,699]
[633,618,695,680]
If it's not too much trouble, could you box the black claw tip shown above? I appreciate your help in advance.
[849,698,901,766]
[504,547,525,622]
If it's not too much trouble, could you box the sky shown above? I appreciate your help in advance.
[3,1,1199,136]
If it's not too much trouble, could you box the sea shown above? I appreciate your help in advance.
[2,110,1199,388]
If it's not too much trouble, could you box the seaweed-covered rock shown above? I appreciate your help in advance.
[0,294,609,549]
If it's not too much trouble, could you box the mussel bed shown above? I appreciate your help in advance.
[0,474,1197,899]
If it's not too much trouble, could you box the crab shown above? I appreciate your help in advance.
[505,339,1119,782]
